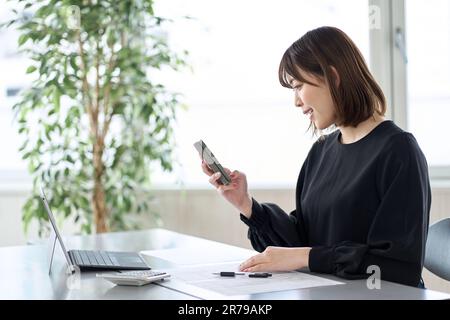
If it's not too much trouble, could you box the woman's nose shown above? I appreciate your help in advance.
[294,92,304,107]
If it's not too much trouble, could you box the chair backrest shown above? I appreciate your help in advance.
[424,218,450,281]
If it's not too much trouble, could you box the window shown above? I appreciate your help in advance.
[406,0,450,169]
[370,0,450,180]
[0,4,32,185]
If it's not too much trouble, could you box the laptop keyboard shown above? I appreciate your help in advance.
[71,250,118,267]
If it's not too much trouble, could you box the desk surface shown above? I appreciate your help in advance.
[0,228,449,300]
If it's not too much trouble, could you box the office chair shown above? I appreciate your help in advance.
[424,218,450,281]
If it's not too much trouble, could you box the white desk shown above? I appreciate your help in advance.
[0,229,449,300]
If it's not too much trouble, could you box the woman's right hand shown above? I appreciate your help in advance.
[201,160,253,218]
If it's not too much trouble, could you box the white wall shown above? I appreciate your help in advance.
[0,187,33,246]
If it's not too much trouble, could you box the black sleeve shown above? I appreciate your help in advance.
[308,133,431,287]
[240,164,309,252]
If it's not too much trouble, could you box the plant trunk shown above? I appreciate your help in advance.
[92,141,108,233]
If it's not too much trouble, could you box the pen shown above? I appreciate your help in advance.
[248,272,272,278]
[213,272,272,278]
[213,271,245,277]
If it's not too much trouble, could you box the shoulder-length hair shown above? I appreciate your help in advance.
[278,26,386,130]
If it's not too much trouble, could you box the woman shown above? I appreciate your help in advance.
[201,26,430,287]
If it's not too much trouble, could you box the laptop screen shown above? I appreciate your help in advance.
[40,187,75,273]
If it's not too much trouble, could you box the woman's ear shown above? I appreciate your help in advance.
[329,66,340,88]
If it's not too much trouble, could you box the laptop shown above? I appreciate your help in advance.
[40,187,150,273]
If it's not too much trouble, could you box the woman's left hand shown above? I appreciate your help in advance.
[239,246,312,272]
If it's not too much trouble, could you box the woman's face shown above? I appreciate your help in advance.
[289,70,336,130]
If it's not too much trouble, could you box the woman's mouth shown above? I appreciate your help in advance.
[304,109,314,120]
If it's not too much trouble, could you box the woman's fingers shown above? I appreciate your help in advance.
[239,253,266,271]
[205,165,239,191]
[241,264,267,273]
[211,173,238,192]
[231,170,244,180]
[217,182,238,192]
[208,172,222,188]
[201,161,214,176]
[203,164,239,180]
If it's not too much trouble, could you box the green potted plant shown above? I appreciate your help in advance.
[2,0,188,235]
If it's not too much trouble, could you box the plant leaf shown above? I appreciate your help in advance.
[26,65,37,74]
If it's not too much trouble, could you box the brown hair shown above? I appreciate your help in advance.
[278,26,386,129]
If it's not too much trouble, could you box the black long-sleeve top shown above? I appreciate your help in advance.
[240,120,431,287]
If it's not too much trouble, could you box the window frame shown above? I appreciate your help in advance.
[369,0,450,180]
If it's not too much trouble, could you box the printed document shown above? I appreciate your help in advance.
[165,262,344,296]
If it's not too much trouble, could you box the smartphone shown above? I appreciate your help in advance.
[194,140,232,185]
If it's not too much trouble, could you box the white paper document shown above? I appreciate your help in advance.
[140,246,257,265]
[166,262,344,296]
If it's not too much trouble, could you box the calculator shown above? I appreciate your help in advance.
[96,270,171,286]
